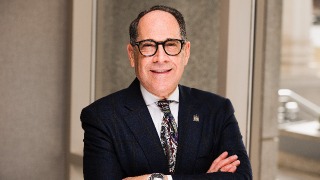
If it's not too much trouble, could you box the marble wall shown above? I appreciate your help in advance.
[0,0,70,179]
[95,0,221,99]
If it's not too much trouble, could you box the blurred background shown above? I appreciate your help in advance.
[0,0,319,179]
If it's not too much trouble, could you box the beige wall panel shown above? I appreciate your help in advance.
[95,0,220,99]
[0,0,70,179]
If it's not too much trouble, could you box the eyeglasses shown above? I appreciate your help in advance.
[134,39,185,57]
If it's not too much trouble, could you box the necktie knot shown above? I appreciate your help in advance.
[157,99,174,113]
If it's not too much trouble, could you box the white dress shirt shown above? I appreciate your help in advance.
[140,85,179,180]
[140,85,179,138]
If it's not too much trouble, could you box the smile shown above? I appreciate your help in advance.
[150,69,172,73]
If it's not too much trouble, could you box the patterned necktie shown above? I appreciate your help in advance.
[157,99,178,173]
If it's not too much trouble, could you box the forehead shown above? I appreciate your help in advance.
[137,10,181,40]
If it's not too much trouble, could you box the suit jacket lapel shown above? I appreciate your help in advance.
[175,85,204,173]
[123,79,169,173]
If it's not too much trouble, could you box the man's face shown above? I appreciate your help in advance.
[127,10,190,98]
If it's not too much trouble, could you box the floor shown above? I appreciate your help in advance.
[277,167,320,180]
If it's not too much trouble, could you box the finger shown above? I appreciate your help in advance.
[208,152,233,173]
[232,159,241,167]
[207,151,228,173]
[220,164,231,172]
[217,154,238,168]
[221,160,240,172]
[214,151,229,163]
[213,154,238,173]
[229,166,237,173]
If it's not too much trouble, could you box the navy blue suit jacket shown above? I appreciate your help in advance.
[81,79,252,179]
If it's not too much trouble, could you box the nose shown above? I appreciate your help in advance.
[153,44,168,63]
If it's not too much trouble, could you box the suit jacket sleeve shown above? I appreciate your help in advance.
[172,99,252,180]
[81,106,123,180]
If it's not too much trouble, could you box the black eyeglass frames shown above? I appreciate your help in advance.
[133,39,185,57]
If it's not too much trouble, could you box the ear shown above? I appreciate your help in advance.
[127,44,135,67]
[183,41,191,66]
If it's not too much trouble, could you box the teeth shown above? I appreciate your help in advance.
[152,69,170,73]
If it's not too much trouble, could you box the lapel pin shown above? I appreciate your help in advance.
[193,114,199,122]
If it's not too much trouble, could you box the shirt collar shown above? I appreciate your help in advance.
[140,85,179,106]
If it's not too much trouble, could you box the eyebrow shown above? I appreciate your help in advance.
[136,38,183,42]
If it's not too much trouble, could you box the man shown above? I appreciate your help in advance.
[81,5,252,180]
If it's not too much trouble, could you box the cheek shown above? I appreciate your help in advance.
[135,59,148,74]
[183,58,188,66]
[182,53,189,66]
[178,58,188,70]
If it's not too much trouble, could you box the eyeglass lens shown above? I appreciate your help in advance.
[138,39,183,56]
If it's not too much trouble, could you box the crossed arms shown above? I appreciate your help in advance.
[124,151,241,180]
[81,88,252,180]
[81,103,252,180]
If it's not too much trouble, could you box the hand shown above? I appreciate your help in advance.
[123,174,168,180]
[207,151,240,173]
[123,174,150,180]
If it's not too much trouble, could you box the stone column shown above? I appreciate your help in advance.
[282,0,313,65]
